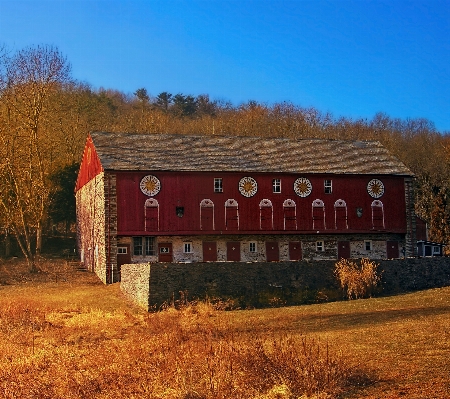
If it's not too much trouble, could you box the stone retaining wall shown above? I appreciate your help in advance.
[120,258,450,310]
[120,263,151,309]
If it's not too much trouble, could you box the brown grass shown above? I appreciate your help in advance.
[0,259,449,398]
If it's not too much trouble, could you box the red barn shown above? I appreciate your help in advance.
[75,132,415,283]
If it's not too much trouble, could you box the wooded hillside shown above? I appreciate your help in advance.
[1,45,449,267]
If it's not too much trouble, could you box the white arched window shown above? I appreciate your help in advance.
[200,199,215,230]
[312,199,326,230]
[225,199,239,230]
[334,199,348,230]
[260,199,274,230]
[371,200,385,229]
[145,198,159,231]
[283,199,297,230]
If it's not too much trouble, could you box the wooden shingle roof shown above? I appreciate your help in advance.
[90,132,413,176]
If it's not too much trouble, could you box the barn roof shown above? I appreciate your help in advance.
[89,132,413,176]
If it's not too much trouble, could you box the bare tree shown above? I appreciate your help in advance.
[0,45,72,271]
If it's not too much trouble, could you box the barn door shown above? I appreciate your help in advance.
[386,241,399,259]
[266,242,279,262]
[334,200,348,230]
[203,241,217,262]
[289,241,302,260]
[312,200,326,230]
[337,241,350,259]
[260,199,273,230]
[226,241,241,261]
[283,199,297,230]
[158,243,173,262]
[225,199,239,230]
[117,244,131,278]
[200,199,214,231]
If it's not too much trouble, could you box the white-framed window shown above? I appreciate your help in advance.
[133,237,156,256]
[272,179,281,193]
[364,240,372,251]
[324,180,332,194]
[145,237,156,255]
[184,242,193,253]
[214,178,223,193]
[433,246,441,255]
[249,242,257,253]
[133,237,143,255]
[316,241,324,251]
[117,246,128,254]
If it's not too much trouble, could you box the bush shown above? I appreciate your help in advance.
[334,258,382,300]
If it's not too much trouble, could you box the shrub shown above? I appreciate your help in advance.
[334,258,382,300]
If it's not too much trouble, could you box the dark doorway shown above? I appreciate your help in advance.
[203,241,217,262]
[117,244,131,278]
[337,241,350,259]
[289,241,302,260]
[386,241,399,259]
[226,241,241,261]
[266,241,279,262]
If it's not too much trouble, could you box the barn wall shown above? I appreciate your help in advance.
[120,258,450,310]
[75,134,104,192]
[120,263,151,309]
[76,172,108,283]
[118,233,404,264]
[115,171,407,235]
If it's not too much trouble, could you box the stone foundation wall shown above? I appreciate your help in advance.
[118,233,405,265]
[120,263,151,309]
[120,257,450,310]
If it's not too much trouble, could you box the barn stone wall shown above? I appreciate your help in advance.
[120,263,151,309]
[120,257,450,310]
[76,173,107,283]
[118,233,405,265]
[76,172,118,284]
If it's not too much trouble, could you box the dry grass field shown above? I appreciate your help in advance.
[0,258,449,399]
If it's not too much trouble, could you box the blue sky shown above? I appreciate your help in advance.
[1,0,449,132]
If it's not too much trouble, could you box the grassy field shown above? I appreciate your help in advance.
[0,258,449,398]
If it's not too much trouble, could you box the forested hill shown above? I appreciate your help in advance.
[1,45,449,267]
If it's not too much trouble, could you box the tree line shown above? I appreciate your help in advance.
[1,44,449,270]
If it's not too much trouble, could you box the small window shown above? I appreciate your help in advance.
[117,247,127,254]
[184,242,193,253]
[176,207,184,218]
[272,179,281,193]
[324,180,332,194]
[364,240,372,251]
[249,242,257,253]
[316,241,324,251]
[133,237,143,255]
[145,237,156,255]
[433,246,441,255]
[214,178,223,193]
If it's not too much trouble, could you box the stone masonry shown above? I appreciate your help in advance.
[120,257,450,310]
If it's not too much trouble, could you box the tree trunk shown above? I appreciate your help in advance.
[36,224,42,257]
[4,232,10,257]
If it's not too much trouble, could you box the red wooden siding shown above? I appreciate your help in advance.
[75,134,104,192]
[115,171,408,235]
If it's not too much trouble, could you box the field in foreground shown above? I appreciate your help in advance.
[0,259,449,398]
